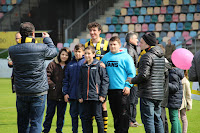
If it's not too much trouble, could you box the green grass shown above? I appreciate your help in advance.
[0,78,200,133]
[0,49,8,59]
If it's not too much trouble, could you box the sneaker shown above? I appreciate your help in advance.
[129,121,142,127]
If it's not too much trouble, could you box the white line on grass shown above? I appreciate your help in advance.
[0,107,15,109]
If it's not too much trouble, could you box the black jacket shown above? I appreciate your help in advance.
[8,37,57,95]
[125,43,138,67]
[168,68,184,109]
[78,59,109,101]
[189,50,200,83]
[131,46,165,100]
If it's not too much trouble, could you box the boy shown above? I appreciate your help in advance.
[78,46,109,133]
[63,44,86,133]
[101,36,136,133]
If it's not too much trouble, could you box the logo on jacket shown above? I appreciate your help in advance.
[106,61,118,67]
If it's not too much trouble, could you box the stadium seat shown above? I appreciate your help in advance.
[67,39,73,44]
[175,31,182,39]
[158,15,164,22]
[179,14,186,21]
[189,5,195,12]
[128,24,134,32]
[12,0,17,4]
[160,32,167,38]
[149,0,156,6]
[177,22,184,30]
[143,0,149,6]
[171,37,177,44]
[191,0,197,4]
[63,43,70,48]
[115,9,121,16]
[115,25,121,32]
[131,16,138,23]
[160,7,167,14]
[163,37,170,43]
[165,15,172,22]
[106,33,112,39]
[170,23,176,31]
[124,1,130,8]
[190,31,197,37]
[147,7,153,15]
[102,25,108,33]
[157,37,162,43]
[151,15,158,23]
[184,36,192,45]
[184,22,192,30]
[57,43,63,50]
[160,42,166,47]
[172,14,179,22]
[112,33,119,37]
[80,38,86,44]
[187,13,193,21]
[109,25,115,32]
[176,0,183,5]
[178,36,185,42]
[155,32,160,38]
[17,0,22,4]
[100,33,106,38]
[145,15,151,23]
[69,43,76,51]
[2,5,7,12]
[181,6,188,13]
[106,17,112,24]
[119,33,126,38]
[0,13,4,19]
[122,24,128,32]
[162,23,170,31]
[167,6,174,14]
[7,5,13,11]
[121,8,127,16]
[139,32,145,39]
[138,15,144,23]
[175,41,182,49]
[154,7,160,14]
[135,24,141,32]
[134,8,140,15]
[169,0,176,5]
[148,23,155,31]
[6,0,11,4]
[127,8,134,15]
[182,31,190,37]
[140,7,147,15]
[142,24,148,31]
[156,0,162,6]
[136,0,142,7]
[155,23,162,31]
[196,4,200,12]
[174,6,181,13]
[118,16,125,24]
[194,13,200,21]
[73,38,79,43]
[167,32,174,38]
[163,0,169,5]
[112,16,118,24]
[130,0,136,7]
[124,16,131,23]
[192,22,199,30]
[183,0,190,4]
[1,0,6,4]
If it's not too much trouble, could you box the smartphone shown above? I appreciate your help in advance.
[35,33,43,37]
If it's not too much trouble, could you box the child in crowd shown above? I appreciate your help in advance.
[63,44,86,133]
[43,47,72,133]
[179,70,192,133]
[168,66,184,133]
[78,46,109,133]
[101,36,136,133]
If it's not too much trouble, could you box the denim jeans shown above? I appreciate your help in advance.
[129,86,138,123]
[16,94,47,133]
[43,100,67,133]
[70,100,86,133]
[140,98,164,133]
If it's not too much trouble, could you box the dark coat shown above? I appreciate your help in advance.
[168,68,184,109]
[8,37,57,95]
[46,58,66,101]
[189,50,200,83]
[125,43,139,67]
[78,59,109,101]
[131,46,165,100]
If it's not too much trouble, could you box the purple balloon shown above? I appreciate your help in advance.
[171,48,194,70]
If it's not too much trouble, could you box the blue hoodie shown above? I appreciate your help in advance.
[101,49,136,89]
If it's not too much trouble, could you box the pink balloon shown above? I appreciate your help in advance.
[171,48,194,70]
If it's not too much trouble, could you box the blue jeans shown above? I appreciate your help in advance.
[70,100,86,133]
[16,94,47,133]
[140,98,164,133]
[43,100,67,133]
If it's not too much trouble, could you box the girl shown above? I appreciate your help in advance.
[43,47,71,133]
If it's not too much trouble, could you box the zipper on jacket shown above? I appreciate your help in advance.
[87,66,90,100]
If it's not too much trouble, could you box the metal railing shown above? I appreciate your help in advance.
[64,0,119,42]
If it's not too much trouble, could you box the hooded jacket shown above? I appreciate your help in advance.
[8,37,57,95]
[168,68,184,109]
[131,46,165,100]
[78,59,109,101]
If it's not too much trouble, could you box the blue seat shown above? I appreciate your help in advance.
[120,38,126,47]
[67,39,73,44]
[106,17,111,24]
[198,0,200,3]
[116,25,121,32]
[160,32,167,38]
[134,8,140,15]
[167,6,174,14]
[17,0,22,4]
[109,25,115,32]
[170,23,176,31]
[112,16,118,24]
[190,31,197,37]
[80,38,86,44]
[196,5,200,12]
[130,0,136,7]
[119,33,126,38]
[162,23,170,31]
[160,42,166,47]
[187,13,193,21]
[171,37,177,44]
[145,15,151,23]
[156,0,162,6]
[151,15,158,22]
[115,9,121,16]
[100,33,106,38]
[143,0,149,6]
[63,43,70,48]
[157,37,162,43]
[178,36,185,42]
[118,16,125,24]
[2,5,7,12]
[149,24,155,31]
[7,5,13,11]
[183,0,190,4]
[169,0,176,5]
[165,15,172,22]
[127,8,134,15]
[122,24,128,32]
[177,23,183,30]
[139,32,145,39]
[184,22,192,30]
[189,5,195,13]
[138,16,144,23]
[140,7,147,15]
[149,0,155,6]
[6,0,11,4]
[181,6,188,13]
[175,41,182,49]
[175,31,182,39]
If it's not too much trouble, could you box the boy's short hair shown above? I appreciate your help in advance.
[85,46,96,54]
[87,22,102,31]
[74,43,85,51]
[109,36,121,44]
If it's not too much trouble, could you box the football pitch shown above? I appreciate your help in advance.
[0,78,199,133]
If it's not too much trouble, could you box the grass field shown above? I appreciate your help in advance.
[0,78,200,133]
